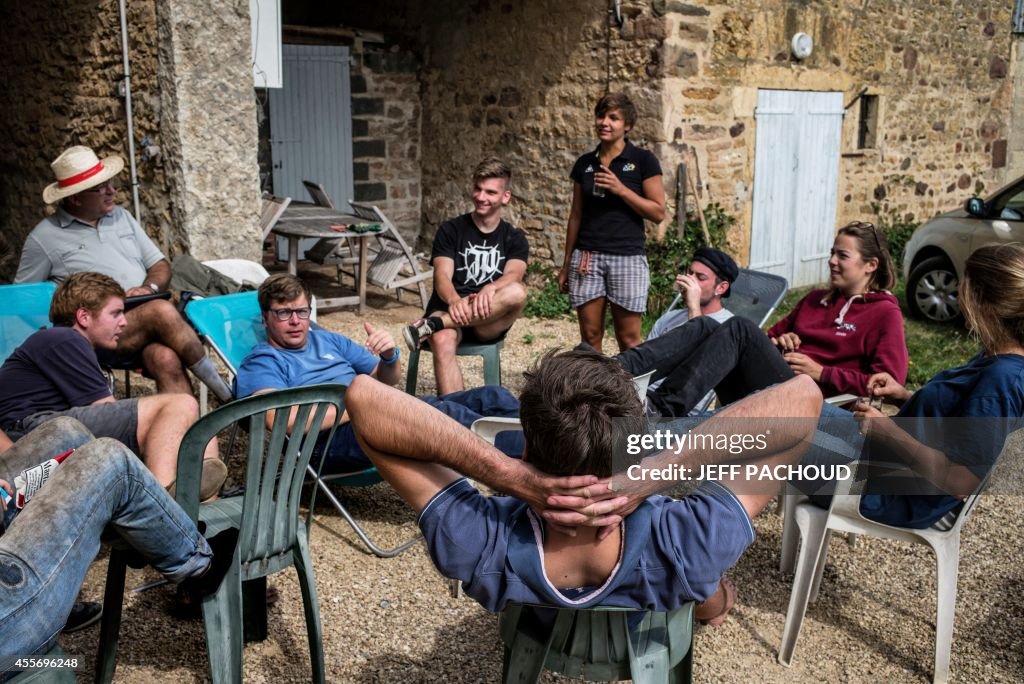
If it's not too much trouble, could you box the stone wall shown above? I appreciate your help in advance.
[416,0,667,260]
[659,0,1017,260]
[155,0,261,261]
[0,0,260,282]
[349,44,422,243]
[0,0,166,280]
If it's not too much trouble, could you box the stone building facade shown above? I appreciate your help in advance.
[0,0,260,282]
[292,0,1023,275]
[1,0,1020,284]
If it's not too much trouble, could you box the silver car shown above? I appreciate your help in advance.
[903,175,1024,323]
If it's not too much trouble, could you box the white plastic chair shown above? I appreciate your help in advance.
[778,465,988,684]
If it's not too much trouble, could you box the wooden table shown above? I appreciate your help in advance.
[271,207,382,314]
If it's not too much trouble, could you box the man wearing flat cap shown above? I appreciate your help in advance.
[595,247,739,415]
[14,145,232,402]
[648,246,738,338]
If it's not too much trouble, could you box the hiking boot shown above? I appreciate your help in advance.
[403,319,435,351]
[63,601,102,633]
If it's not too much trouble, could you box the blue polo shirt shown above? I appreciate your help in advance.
[418,478,754,613]
[235,328,379,397]
[569,140,662,256]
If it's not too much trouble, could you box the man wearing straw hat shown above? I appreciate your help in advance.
[14,145,232,402]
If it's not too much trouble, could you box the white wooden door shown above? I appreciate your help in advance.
[749,90,843,287]
[269,44,354,258]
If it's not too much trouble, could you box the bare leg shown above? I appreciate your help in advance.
[141,342,192,394]
[119,301,231,399]
[134,394,218,486]
[118,300,206,364]
[464,281,526,340]
[609,303,642,351]
[429,328,465,395]
[432,282,527,337]
[576,298,607,351]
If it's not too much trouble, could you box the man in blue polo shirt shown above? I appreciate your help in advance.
[235,274,523,475]
[346,350,821,621]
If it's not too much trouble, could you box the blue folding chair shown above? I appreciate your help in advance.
[1,282,57,361]
[184,292,420,557]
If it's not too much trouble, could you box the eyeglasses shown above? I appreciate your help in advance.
[268,307,312,321]
[82,180,118,193]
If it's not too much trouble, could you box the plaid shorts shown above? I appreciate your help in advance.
[568,249,649,312]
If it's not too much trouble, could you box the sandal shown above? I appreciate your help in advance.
[166,458,228,501]
[697,577,736,627]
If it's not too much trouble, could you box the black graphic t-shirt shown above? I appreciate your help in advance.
[430,213,530,297]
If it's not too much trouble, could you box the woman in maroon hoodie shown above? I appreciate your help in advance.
[767,222,908,397]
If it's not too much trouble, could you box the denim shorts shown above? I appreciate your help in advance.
[21,399,141,454]
[568,249,649,312]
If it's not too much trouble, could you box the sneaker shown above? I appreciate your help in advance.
[179,527,240,600]
[63,601,102,633]
[403,319,435,351]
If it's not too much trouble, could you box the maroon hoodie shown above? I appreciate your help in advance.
[767,289,908,396]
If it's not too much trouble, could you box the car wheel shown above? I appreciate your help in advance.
[906,256,963,324]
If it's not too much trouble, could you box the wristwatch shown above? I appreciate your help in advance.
[147,283,159,293]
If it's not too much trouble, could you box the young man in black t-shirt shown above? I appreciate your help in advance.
[403,158,529,395]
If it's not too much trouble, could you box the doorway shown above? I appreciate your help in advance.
[749,89,844,287]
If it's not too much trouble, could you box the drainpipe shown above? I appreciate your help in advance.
[117,0,141,221]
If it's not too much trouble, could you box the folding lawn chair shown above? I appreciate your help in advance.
[660,268,788,413]
[183,292,420,557]
[0,281,56,361]
[661,267,788,331]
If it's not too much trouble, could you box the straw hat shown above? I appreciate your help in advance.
[42,145,124,204]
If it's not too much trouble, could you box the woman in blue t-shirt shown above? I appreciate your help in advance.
[852,243,1024,528]
[557,92,665,352]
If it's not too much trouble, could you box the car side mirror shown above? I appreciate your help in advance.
[965,197,986,217]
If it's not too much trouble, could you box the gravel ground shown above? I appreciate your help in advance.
[63,284,1024,683]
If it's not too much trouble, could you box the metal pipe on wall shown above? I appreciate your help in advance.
[118,0,141,221]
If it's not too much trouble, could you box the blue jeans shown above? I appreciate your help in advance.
[317,386,524,474]
[615,316,794,417]
[0,418,212,661]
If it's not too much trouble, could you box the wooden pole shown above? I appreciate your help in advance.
[687,151,711,245]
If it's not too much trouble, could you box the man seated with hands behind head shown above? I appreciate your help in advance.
[346,350,821,624]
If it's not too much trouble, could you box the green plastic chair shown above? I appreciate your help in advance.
[499,602,694,683]
[405,339,503,394]
[94,384,345,684]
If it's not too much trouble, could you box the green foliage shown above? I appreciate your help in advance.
[644,203,735,328]
[523,261,572,319]
[870,203,919,271]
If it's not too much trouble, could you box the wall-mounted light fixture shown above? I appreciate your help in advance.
[791,32,813,60]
